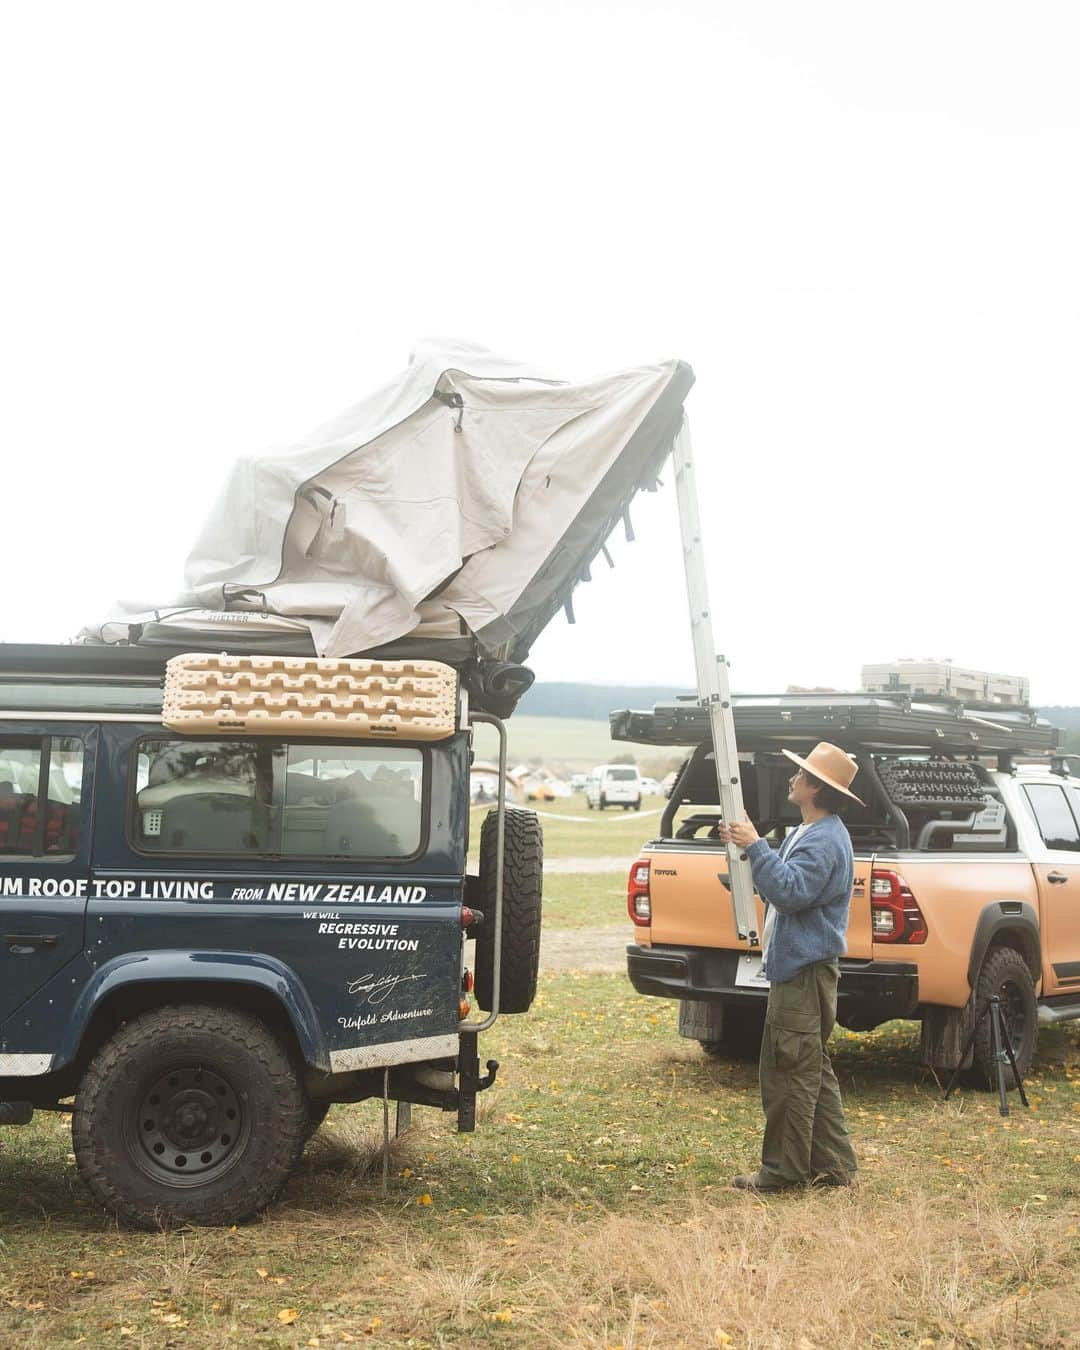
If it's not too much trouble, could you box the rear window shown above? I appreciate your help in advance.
[132,739,424,859]
[1023,783,1080,853]
[0,736,84,858]
[605,768,638,782]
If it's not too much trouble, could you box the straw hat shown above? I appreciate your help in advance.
[781,741,864,806]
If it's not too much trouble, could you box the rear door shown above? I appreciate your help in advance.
[0,727,94,1026]
[92,727,466,1070]
[646,833,874,958]
[1021,781,1080,997]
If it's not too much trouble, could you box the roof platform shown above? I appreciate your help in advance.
[0,643,533,719]
[609,691,1061,757]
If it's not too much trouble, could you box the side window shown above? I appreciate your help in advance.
[0,736,84,858]
[132,740,424,859]
[134,741,278,855]
[1069,787,1080,836]
[282,746,423,858]
[1023,784,1080,853]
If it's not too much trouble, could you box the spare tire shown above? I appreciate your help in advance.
[474,807,543,1014]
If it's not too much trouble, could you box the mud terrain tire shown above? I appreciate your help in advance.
[73,1004,307,1229]
[972,945,1038,1089]
[475,807,543,1014]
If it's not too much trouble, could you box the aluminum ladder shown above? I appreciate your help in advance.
[671,419,759,946]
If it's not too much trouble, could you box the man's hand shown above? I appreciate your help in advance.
[716,813,760,848]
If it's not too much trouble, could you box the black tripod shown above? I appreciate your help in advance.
[942,995,1029,1117]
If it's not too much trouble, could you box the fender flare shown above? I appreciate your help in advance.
[966,901,1042,991]
[53,950,330,1073]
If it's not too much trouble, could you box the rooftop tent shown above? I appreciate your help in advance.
[81,340,695,703]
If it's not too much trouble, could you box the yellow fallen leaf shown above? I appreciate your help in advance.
[490,1308,513,1323]
[418,1193,433,1206]
[278,1308,299,1324]
[364,1318,384,1334]
[715,1332,733,1347]
[256,1268,269,1279]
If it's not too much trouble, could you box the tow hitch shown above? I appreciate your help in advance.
[457,1027,499,1132]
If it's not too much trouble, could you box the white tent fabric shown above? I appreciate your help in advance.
[83,339,691,659]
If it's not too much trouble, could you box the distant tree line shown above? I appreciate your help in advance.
[517,683,692,720]
[1038,708,1080,754]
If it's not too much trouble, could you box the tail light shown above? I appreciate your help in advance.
[627,859,651,927]
[870,869,928,944]
[461,968,474,994]
[459,998,471,1020]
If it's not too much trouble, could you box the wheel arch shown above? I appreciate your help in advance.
[966,901,1042,991]
[53,953,330,1078]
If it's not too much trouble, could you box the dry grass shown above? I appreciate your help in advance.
[2,971,1078,1348]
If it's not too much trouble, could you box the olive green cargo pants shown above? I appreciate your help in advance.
[756,959,858,1188]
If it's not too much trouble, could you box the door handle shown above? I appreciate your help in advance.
[1047,871,1069,885]
[4,933,60,951]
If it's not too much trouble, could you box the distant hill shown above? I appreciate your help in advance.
[517,682,692,720]
[1040,706,1080,730]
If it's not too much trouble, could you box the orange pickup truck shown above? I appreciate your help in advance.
[612,692,1080,1086]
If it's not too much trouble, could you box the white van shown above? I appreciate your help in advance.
[585,764,642,811]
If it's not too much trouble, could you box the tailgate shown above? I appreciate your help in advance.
[644,844,874,959]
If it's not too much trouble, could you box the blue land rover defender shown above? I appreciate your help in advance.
[0,643,540,1228]
[0,345,696,1227]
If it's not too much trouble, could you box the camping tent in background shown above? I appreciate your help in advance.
[469,761,524,805]
[79,340,694,713]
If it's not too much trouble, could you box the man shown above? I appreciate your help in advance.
[719,741,862,1194]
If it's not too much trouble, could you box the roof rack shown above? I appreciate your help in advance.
[997,751,1080,776]
[609,690,1060,757]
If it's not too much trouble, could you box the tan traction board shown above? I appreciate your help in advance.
[162,653,458,741]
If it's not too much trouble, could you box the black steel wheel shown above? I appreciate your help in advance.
[972,946,1038,1089]
[128,1065,249,1186]
[73,1004,307,1229]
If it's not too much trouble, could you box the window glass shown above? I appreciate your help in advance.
[1068,787,1080,836]
[0,737,84,857]
[135,741,277,855]
[1023,784,1080,853]
[133,739,423,859]
[283,745,422,858]
[605,768,638,782]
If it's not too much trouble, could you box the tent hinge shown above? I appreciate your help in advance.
[434,389,465,432]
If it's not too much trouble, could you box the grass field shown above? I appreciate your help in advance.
[2,798,1080,1347]
[471,715,687,772]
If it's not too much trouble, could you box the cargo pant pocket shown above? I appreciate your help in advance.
[766,968,821,1035]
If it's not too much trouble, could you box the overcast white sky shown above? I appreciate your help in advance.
[2,2,1078,701]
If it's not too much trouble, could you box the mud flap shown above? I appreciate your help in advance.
[678,998,724,1041]
[921,1001,975,1072]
